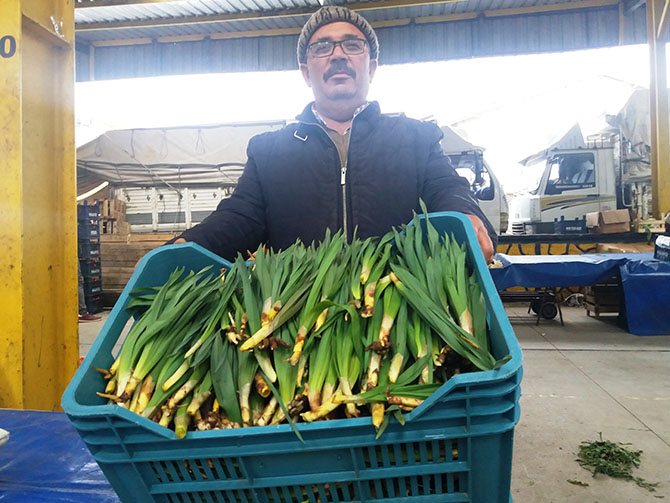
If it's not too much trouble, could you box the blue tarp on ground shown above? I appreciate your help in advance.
[490,252,669,336]
[0,409,119,503]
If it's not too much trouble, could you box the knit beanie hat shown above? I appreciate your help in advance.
[297,6,379,64]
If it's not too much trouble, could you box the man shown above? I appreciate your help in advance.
[172,6,496,262]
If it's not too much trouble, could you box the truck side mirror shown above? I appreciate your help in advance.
[474,152,485,185]
[476,185,495,201]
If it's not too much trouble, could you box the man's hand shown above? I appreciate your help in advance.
[466,214,494,264]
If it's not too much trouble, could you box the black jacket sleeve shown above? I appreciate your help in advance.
[175,143,267,261]
[420,123,498,249]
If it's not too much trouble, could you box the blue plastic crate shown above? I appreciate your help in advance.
[78,219,101,241]
[80,258,101,277]
[655,236,670,261]
[85,294,104,315]
[78,240,101,260]
[553,216,587,234]
[78,201,100,220]
[83,277,102,296]
[62,212,522,503]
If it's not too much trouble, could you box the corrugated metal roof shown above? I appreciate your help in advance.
[74,0,593,28]
[77,15,308,42]
[74,0,649,80]
[75,0,318,24]
[75,0,621,43]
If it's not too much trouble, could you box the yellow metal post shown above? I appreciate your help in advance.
[647,0,670,219]
[0,0,79,410]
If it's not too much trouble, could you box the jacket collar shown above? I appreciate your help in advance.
[296,101,381,128]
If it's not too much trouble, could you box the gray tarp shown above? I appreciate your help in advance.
[440,125,482,154]
[606,88,652,182]
[517,88,652,182]
[77,121,285,189]
[518,123,586,167]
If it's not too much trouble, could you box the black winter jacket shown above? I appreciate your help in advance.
[178,102,497,260]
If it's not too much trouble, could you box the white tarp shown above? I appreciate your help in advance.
[77,121,285,187]
[518,123,586,166]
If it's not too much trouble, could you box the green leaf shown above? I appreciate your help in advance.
[210,333,242,425]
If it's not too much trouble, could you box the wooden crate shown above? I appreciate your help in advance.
[100,198,126,220]
[584,278,621,318]
[99,201,130,235]
[100,233,177,306]
[100,218,115,235]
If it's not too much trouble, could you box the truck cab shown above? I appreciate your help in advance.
[509,147,617,234]
[508,90,655,235]
[440,126,509,234]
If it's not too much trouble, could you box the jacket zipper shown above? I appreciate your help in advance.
[299,112,360,242]
[340,128,353,241]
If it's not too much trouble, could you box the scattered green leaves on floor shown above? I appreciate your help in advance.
[576,433,659,492]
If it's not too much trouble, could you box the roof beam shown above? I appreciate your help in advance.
[75,0,465,31]
[76,0,186,8]
[624,0,645,15]
[409,0,618,24]
[90,21,417,46]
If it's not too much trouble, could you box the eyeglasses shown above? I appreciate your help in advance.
[308,38,368,58]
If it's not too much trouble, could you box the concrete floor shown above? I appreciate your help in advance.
[78,303,670,503]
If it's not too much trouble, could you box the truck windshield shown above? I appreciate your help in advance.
[544,152,596,194]
[517,160,546,195]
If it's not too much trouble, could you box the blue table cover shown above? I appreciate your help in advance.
[490,252,669,336]
[0,409,119,503]
[489,253,644,290]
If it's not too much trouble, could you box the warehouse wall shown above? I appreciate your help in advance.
[75,5,648,81]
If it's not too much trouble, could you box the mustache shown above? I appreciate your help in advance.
[323,62,356,82]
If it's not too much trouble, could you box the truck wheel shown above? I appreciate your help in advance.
[540,303,558,320]
[530,300,541,314]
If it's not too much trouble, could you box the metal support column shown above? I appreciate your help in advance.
[0,0,79,410]
[647,0,670,219]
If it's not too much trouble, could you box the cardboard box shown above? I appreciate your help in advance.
[586,209,630,234]
[585,212,600,230]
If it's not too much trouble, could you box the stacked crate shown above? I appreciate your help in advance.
[77,202,103,314]
[99,198,129,235]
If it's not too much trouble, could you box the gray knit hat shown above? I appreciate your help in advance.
[297,6,379,64]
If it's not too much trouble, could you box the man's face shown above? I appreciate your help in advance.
[300,22,377,106]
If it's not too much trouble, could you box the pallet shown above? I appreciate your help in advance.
[100,199,126,220]
[585,300,619,318]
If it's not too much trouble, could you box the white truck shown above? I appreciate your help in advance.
[77,121,286,232]
[508,89,652,235]
[440,126,509,234]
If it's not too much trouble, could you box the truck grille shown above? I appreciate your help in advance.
[511,222,526,235]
